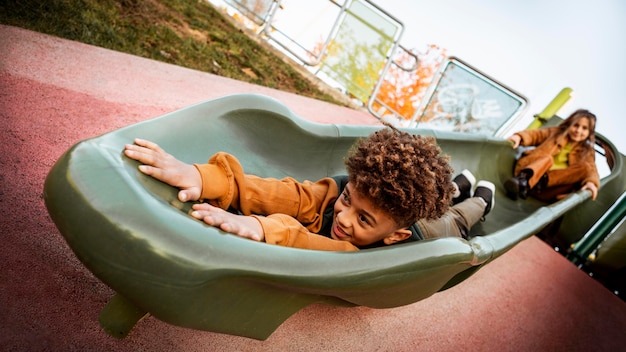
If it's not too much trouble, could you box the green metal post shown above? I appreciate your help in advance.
[527,87,573,130]
[567,192,626,266]
[99,294,149,339]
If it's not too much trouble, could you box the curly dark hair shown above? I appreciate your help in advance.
[344,128,455,228]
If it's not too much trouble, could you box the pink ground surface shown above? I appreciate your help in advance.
[1,25,625,351]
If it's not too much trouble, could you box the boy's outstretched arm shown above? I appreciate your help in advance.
[191,204,358,251]
[191,203,264,242]
[124,138,203,202]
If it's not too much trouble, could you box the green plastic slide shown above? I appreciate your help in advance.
[43,94,623,340]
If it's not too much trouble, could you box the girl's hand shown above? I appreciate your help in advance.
[581,182,598,201]
[124,138,202,202]
[507,134,522,149]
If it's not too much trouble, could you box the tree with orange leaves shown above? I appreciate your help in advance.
[373,44,447,122]
[309,38,447,122]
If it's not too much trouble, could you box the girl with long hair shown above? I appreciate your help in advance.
[504,109,600,202]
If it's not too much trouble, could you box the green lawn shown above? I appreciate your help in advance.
[0,0,341,104]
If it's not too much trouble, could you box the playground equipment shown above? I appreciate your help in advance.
[44,93,625,340]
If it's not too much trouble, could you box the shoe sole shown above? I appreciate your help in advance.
[475,180,495,215]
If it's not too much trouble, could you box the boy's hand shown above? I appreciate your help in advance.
[191,203,265,242]
[124,138,202,202]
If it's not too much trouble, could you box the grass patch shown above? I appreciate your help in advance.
[0,0,341,104]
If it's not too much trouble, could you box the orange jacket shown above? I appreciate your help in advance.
[194,152,359,251]
[514,127,600,199]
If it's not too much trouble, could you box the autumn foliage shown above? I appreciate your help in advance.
[226,1,448,121]
[310,38,447,121]
[372,44,447,121]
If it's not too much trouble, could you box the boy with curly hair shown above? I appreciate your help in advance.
[124,128,494,251]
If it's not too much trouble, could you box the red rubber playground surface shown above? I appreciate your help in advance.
[1,25,625,351]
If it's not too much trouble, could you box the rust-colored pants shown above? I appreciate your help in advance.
[514,154,589,202]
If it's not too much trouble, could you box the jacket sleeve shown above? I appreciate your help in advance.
[253,214,359,251]
[516,127,557,147]
[577,147,601,188]
[193,152,339,233]
[584,163,601,188]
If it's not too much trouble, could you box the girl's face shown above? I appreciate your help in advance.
[567,117,591,144]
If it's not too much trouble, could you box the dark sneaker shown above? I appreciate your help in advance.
[504,174,530,200]
[518,176,529,199]
[452,169,476,205]
[474,181,495,217]
[504,177,520,200]
[535,173,549,191]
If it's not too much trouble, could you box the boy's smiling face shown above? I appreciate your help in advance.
[331,183,412,247]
